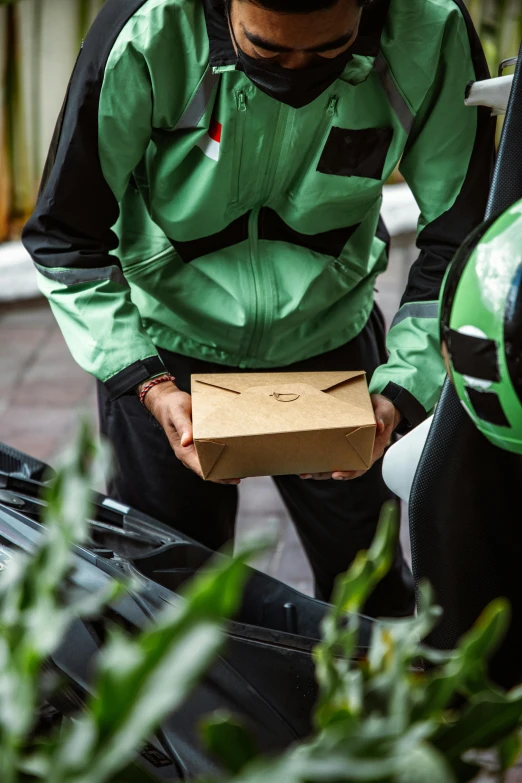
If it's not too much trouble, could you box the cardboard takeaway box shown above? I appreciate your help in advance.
[191,371,376,480]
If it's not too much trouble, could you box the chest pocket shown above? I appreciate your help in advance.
[317,126,393,180]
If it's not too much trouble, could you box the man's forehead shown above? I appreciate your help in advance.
[233,0,360,51]
[243,26,355,54]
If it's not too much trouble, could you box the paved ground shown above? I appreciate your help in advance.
[0,234,416,595]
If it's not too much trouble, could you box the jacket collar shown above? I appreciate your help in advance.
[202,0,236,67]
[201,0,390,69]
[352,0,390,57]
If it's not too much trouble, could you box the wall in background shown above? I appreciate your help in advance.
[0,0,102,241]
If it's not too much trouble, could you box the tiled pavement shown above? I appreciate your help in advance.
[0,234,417,595]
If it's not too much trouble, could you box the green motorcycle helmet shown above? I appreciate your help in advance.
[440,199,522,454]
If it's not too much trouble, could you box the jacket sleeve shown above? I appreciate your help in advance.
[22,7,167,400]
[369,3,496,429]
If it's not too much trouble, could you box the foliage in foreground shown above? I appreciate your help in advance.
[2,423,522,783]
[0,422,259,783]
[202,514,522,783]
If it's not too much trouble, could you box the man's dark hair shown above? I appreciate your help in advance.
[248,0,372,12]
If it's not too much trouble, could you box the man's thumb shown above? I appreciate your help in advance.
[180,429,193,447]
[171,404,193,447]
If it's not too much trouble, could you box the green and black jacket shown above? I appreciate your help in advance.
[22,0,494,426]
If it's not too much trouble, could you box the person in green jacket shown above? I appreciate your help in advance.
[22,0,495,617]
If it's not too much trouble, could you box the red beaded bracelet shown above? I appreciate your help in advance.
[139,373,176,407]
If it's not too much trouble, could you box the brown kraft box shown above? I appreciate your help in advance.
[191,371,376,481]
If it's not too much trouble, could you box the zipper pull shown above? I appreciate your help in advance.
[237,92,247,112]
[327,97,338,116]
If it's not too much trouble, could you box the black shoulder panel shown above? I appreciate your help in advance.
[400,0,495,307]
[22,0,151,272]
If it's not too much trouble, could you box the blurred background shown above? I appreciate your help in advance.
[0,0,520,594]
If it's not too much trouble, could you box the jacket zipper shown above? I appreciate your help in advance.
[246,207,261,356]
[231,90,247,205]
[288,96,338,199]
[246,103,289,359]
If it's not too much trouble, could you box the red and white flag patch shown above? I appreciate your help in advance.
[197,116,222,162]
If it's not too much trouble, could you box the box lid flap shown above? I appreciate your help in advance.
[194,380,375,440]
[196,439,226,479]
[192,371,365,396]
[346,426,375,469]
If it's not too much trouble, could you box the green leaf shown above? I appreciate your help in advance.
[458,599,510,664]
[313,503,399,729]
[227,748,399,783]
[498,730,521,772]
[414,599,511,722]
[331,501,398,616]
[18,750,51,779]
[396,742,457,783]
[201,711,258,773]
[433,692,522,759]
[47,548,259,783]
[0,420,110,782]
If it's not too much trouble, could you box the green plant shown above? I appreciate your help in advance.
[0,420,260,783]
[202,504,522,783]
[3,427,522,783]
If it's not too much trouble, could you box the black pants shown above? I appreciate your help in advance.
[97,307,415,617]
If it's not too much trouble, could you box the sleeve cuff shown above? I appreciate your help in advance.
[379,381,428,433]
[103,355,166,400]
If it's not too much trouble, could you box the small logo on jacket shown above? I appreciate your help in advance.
[197,117,222,161]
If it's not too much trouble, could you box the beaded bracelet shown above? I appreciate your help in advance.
[138,373,176,407]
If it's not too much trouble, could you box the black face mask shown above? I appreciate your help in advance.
[226,6,353,109]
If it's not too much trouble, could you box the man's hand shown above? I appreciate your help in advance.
[141,380,241,485]
[300,394,401,481]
